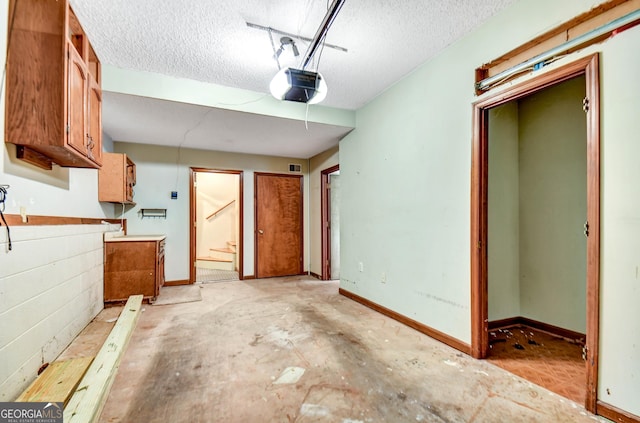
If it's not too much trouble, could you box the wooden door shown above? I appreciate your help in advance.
[87,78,102,165]
[67,44,87,157]
[255,173,303,278]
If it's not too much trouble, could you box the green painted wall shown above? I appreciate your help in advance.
[488,102,521,322]
[487,77,587,334]
[518,76,587,333]
[340,0,640,415]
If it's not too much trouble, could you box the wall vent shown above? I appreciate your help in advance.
[289,163,302,173]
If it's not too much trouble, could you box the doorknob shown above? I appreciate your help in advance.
[258,229,264,234]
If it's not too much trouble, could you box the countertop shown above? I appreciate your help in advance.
[104,232,166,242]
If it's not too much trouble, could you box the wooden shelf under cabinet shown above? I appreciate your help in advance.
[98,153,136,204]
[5,0,102,169]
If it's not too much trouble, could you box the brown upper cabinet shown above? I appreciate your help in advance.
[99,153,136,205]
[5,0,102,170]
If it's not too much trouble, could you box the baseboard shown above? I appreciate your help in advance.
[338,288,471,355]
[597,401,640,423]
[309,272,322,280]
[163,279,190,286]
[489,316,585,342]
[488,317,522,330]
[242,273,308,280]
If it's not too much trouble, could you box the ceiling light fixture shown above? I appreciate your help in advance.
[268,0,345,105]
[274,37,299,60]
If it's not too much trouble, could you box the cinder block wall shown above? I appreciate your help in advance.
[0,225,113,400]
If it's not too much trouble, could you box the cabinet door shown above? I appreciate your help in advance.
[67,45,88,157]
[104,241,156,301]
[87,77,102,165]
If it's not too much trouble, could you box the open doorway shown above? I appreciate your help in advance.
[321,164,340,280]
[190,168,243,283]
[471,54,600,411]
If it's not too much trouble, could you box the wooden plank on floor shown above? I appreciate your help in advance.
[16,357,94,406]
[63,295,143,423]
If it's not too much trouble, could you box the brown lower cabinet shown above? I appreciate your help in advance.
[104,237,165,303]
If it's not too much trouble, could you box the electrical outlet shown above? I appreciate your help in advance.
[358,262,364,272]
[381,272,386,283]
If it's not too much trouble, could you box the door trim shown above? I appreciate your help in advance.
[189,168,244,283]
[254,172,304,278]
[321,164,340,280]
[470,53,600,411]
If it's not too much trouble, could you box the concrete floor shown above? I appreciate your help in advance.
[96,276,607,422]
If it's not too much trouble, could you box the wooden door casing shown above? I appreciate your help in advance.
[321,164,339,280]
[255,173,303,278]
[471,53,600,411]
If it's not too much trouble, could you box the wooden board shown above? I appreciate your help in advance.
[16,357,94,406]
[64,295,143,423]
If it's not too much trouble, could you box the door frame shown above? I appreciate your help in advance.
[189,167,244,283]
[254,172,304,278]
[470,53,600,411]
[321,164,340,280]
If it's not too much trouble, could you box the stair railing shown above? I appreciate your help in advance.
[206,199,236,220]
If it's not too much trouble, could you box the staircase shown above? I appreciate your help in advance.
[197,241,237,271]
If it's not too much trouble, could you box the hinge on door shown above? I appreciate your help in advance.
[194,221,197,227]
[582,345,588,361]
[582,97,589,113]
[477,241,482,249]
[584,220,589,237]
[66,124,70,134]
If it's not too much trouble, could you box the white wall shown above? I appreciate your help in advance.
[0,5,113,401]
[488,102,521,321]
[339,0,640,416]
[308,146,339,276]
[114,142,309,280]
[196,172,238,257]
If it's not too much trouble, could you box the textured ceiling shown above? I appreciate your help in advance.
[69,0,517,158]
